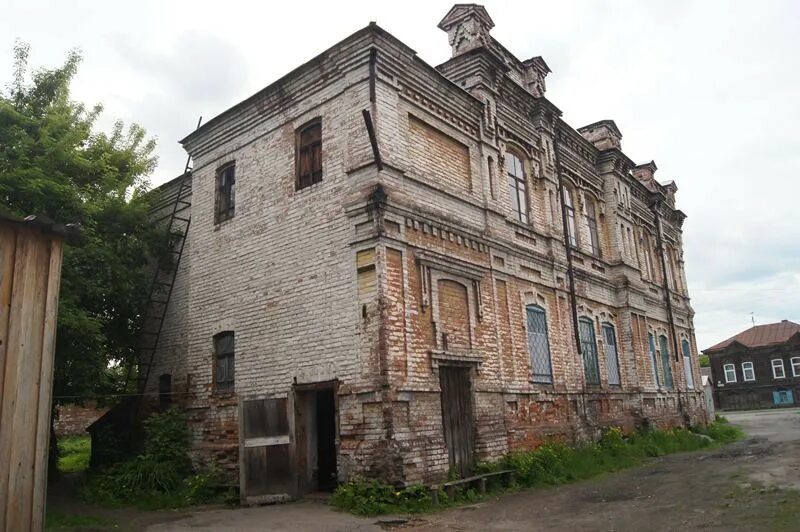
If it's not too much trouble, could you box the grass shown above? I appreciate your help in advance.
[45,512,116,531]
[332,420,744,516]
[57,436,91,474]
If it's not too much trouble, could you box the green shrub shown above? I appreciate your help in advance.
[81,407,233,509]
[332,421,742,516]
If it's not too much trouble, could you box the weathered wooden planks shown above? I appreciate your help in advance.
[0,223,65,532]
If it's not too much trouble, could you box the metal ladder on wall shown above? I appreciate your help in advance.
[136,118,201,395]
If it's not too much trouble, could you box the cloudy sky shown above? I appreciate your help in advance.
[2,0,798,350]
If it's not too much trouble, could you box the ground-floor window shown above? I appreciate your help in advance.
[682,339,694,389]
[602,323,621,386]
[659,335,674,389]
[723,363,736,383]
[578,317,600,385]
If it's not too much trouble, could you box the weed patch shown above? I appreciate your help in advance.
[332,421,742,516]
[45,512,115,531]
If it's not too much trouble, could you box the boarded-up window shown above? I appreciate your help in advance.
[603,323,621,386]
[438,279,471,349]
[216,163,236,223]
[526,305,552,383]
[578,317,600,385]
[356,249,376,320]
[296,120,322,190]
[214,331,235,392]
[408,115,471,191]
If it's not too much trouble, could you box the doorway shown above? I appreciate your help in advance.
[294,382,338,493]
[439,365,475,478]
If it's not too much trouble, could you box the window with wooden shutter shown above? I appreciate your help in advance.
[296,120,322,190]
[216,163,236,223]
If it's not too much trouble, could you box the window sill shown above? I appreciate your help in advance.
[213,217,235,231]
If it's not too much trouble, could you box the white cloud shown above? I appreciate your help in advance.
[2,0,797,350]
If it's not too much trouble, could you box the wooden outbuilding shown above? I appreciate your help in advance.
[0,212,75,532]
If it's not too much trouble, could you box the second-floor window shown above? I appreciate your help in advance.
[723,363,736,383]
[586,199,600,256]
[772,359,786,379]
[563,187,577,247]
[297,120,322,190]
[506,152,528,223]
[792,357,800,377]
[216,163,236,223]
[742,361,755,382]
[526,305,553,384]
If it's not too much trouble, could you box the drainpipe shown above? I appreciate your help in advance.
[652,198,687,420]
[553,130,583,368]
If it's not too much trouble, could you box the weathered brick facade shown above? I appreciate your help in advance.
[148,4,707,496]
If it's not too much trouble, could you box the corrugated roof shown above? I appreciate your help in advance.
[704,320,800,353]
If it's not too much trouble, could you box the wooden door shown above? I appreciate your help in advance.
[439,366,474,478]
[240,397,293,503]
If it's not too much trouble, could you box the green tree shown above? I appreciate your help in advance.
[0,42,163,406]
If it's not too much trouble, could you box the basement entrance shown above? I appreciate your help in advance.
[439,365,475,478]
[294,382,338,493]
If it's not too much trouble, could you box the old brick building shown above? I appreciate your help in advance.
[145,4,706,502]
[705,320,800,410]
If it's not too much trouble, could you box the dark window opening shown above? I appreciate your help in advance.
[158,374,172,409]
[603,323,621,386]
[216,163,236,223]
[214,331,235,392]
[296,120,322,190]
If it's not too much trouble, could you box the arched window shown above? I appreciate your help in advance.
[602,323,621,386]
[214,331,235,392]
[586,198,600,256]
[578,317,600,385]
[659,335,674,389]
[682,339,694,389]
[563,186,577,247]
[506,152,528,223]
[526,305,553,384]
[296,119,323,190]
[641,233,654,279]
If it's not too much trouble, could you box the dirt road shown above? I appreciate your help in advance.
[144,408,800,532]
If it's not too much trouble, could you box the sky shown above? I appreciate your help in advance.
[2,0,798,351]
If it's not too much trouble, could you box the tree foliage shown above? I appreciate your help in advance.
[0,42,163,402]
